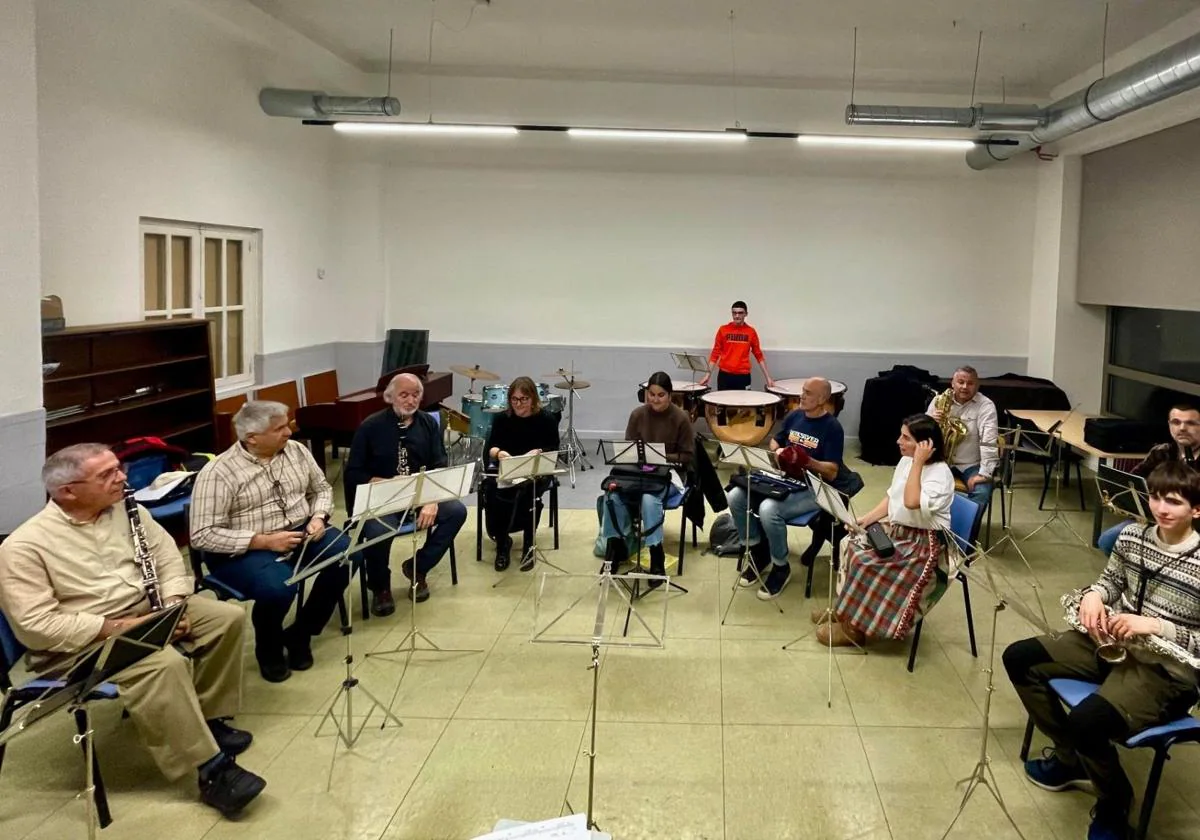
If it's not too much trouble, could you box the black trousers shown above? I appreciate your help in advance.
[484,478,550,547]
[716,371,751,391]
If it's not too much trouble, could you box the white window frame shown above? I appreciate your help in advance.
[140,219,261,392]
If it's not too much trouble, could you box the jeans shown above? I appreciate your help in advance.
[357,499,468,589]
[1097,521,1130,556]
[600,487,669,548]
[204,525,352,665]
[953,464,996,511]
[727,485,820,565]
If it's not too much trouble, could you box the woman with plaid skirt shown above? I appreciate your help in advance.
[817,414,954,647]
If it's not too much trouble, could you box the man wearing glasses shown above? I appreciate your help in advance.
[0,443,265,816]
[698,300,776,391]
[190,400,353,683]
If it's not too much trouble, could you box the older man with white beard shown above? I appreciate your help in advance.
[345,373,468,613]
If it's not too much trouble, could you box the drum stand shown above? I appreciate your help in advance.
[556,372,591,488]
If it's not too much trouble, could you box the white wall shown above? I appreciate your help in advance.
[381,152,1036,355]
[35,0,364,355]
[0,0,43,418]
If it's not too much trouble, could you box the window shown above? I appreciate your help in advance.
[1104,306,1200,422]
[141,220,260,390]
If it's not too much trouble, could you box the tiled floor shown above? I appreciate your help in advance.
[4,452,1200,840]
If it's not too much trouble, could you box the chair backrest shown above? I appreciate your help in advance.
[215,393,248,415]
[0,609,27,691]
[948,494,984,558]
[303,370,339,405]
[254,381,301,419]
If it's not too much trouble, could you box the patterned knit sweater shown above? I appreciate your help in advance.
[1089,523,1200,660]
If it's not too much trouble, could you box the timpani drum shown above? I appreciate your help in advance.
[767,378,848,416]
[638,381,710,420]
[701,390,782,446]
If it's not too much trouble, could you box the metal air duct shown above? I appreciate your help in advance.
[259,88,401,119]
[846,103,1041,132]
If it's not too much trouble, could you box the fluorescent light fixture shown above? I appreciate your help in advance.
[796,134,975,151]
[567,128,748,143]
[333,122,518,136]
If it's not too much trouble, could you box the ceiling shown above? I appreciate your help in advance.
[246,0,1198,97]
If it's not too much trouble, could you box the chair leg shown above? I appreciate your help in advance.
[296,578,307,611]
[553,485,560,550]
[1019,718,1034,760]
[359,566,369,621]
[450,544,459,586]
[906,620,923,673]
[476,490,484,562]
[1135,749,1169,840]
[336,594,348,629]
[1038,461,1051,510]
[960,575,978,658]
[804,559,815,599]
[677,511,687,575]
[73,707,112,828]
[1076,462,1086,511]
[984,500,994,548]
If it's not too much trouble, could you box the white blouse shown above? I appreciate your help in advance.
[885,457,955,531]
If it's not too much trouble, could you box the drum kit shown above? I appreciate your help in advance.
[546,367,592,486]
[638,380,709,421]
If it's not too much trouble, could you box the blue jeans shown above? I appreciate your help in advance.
[953,465,996,511]
[727,485,820,565]
[204,525,352,664]
[357,500,468,589]
[600,488,669,548]
[1097,521,1130,556]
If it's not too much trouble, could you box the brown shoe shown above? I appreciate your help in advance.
[810,606,835,625]
[816,622,866,648]
[400,559,430,603]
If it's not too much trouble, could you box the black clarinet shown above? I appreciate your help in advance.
[123,489,164,611]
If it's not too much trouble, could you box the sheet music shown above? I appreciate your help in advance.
[473,814,590,840]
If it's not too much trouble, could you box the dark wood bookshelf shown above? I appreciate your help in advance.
[43,320,217,454]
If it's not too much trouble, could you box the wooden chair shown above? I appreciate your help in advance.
[302,370,340,406]
[214,393,248,451]
[254,381,305,439]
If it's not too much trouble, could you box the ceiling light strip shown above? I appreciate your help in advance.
[566,127,748,142]
[332,122,517,136]
[796,134,975,151]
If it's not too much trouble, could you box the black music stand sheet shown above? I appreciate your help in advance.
[1095,465,1150,520]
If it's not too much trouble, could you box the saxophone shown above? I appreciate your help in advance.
[1060,588,1200,670]
[932,388,968,462]
[123,489,164,612]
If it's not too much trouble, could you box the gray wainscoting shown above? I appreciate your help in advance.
[258,340,1027,440]
[0,408,47,534]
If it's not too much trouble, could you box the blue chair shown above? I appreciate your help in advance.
[0,609,117,828]
[906,494,984,673]
[1020,678,1200,840]
[785,507,822,598]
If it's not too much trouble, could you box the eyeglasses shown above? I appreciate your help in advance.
[511,395,532,404]
[270,479,288,515]
[66,466,123,486]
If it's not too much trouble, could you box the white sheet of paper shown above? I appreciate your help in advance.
[473,813,590,840]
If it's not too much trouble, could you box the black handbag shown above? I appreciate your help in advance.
[601,464,672,502]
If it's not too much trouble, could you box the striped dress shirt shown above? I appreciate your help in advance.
[189,440,333,555]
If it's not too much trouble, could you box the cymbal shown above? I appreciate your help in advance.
[555,379,590,390]
[450,364,501,382]
[543,368,583,379]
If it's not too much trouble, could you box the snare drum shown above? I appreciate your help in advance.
[638,381,710,420]
[543,392,565,420]
[767,378,849,416]
[701,390,782,446]
[461,393,494,439]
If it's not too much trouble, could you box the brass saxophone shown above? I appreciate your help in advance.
[932,388,968,462]
[1060,588,1200,670]
[123,489,164,611]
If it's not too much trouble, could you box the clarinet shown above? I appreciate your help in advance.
[123,488,164,611]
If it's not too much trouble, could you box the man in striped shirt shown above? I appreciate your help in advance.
[190,400,353,683]
[1003,462,1200,840]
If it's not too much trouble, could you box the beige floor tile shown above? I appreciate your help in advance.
[355,630,496,719]
[380,718,584,840]
[723,724,890,840]
[564,721,724,840]
[456,634,599,721]
[838,637,981,729]
[721,639,855,726]
[860,725,1059,840]
[598,638,722,724]
[0,796,71,840]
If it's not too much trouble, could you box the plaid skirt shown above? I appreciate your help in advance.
[833,523,940,640]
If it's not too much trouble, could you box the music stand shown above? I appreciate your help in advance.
[718,442,786,620]
[671,351,709,386]
[599,440,689,603]
[286,499,410,748]
[1009,420,1089,548]
[491,450,569,584]
[937,558,1051,840]
[1095,465,1150,522]
[364,464,485,668]
[0,604,183,840]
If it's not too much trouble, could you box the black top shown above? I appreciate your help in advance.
[1135,441,1200,477]
[484,409,560,462]
[345,409,446,512]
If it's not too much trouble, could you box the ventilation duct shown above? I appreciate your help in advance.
[259,88,401,119]
[846,103,1041,132]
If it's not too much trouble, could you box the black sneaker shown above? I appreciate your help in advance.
[756,563,792,600]
[283,626,314,671]
[1087,801,1131,840]
[258,659,291,683]
[1024,748,1092,792]
[494,539,511,572]
[738,544,771,588]
[371,588,396,617]
[207,718,253,757]
[199,754,266,816]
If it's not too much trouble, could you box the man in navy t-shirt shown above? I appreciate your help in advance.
[728,377,851,600]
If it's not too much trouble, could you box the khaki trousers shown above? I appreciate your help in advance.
[113,596,245,780]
